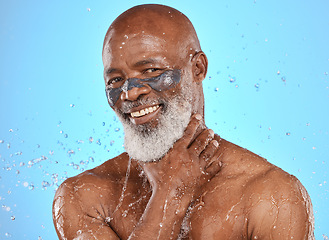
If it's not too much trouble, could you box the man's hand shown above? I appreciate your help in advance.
[126,114,222,239]
[141,113,222,199]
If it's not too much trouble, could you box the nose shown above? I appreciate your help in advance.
[120,85,151,101]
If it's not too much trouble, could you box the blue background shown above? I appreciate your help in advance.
[1,0,328,239]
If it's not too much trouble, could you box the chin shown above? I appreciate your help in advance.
[118,97,192,162]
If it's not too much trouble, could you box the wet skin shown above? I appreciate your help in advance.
[53,4,314,240]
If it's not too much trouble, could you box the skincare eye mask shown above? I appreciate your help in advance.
[106,69,181,106]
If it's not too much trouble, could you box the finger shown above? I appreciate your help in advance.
[199,140,219,168]
[178,114,203,146]
[204,150,223,176]
[188,129,214,156]
[205,161,222,177]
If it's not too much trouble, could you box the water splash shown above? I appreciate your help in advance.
[112,157,132,217]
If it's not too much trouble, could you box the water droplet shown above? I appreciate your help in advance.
[89,137,93,143]
[105,217,113,223]
[89,156,94,162]
[42,181,50,190]
[11,216,15,220]
[29,184,35,190]
[67,149,75,157]
[96,139,101,145]
[214,87,219,92]
[281,76,286,83]
[115,128,120,132]
[5,232,11,237]
[277,70,280,75]
[64,134,68,138]
[0,140,4,143]
[70,104,75,107]
[87,8,91,12]
[254,83,259,88]
[122,210,128,217]
[286,132,291,136]
[229,77,236,83]
[102,122,105,126]
[9,129,13,132]
[23,182,29,187]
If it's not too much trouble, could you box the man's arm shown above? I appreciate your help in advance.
[52,178,120,240]
[246,168,314,239]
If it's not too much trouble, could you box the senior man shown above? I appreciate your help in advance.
[53,4,314,239]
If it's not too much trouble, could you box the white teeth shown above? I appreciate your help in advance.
[130,105,159,118]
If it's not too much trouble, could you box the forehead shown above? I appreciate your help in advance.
[103,29,177,68]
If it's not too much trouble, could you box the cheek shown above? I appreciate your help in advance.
[106,88,122,107]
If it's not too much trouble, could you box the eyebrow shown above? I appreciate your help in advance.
[105,58,160,75]
[133,59,158,68]
[106,68,120,75]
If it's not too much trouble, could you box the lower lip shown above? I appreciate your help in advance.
[129,106,162,125]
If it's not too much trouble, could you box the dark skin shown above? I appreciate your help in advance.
[53,4,314,240]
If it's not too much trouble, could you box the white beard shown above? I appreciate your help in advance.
[116,89,192,162]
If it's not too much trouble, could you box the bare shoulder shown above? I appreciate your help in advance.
[53,152,131,201]
[204,138,314,239]
[244,167,314,239]
[52,152,132,239]
[218,139,314,239]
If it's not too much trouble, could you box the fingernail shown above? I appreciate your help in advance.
[212,140,219,147]
[195,114,202,120]
[209,129,214,137]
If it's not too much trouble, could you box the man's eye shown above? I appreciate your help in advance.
[108,77,123,85]
[144,68,161,73]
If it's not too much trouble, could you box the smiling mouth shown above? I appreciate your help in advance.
[130,105,160,118]
[127,104,162,125]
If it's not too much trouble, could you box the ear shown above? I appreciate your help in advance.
[192,51,208,83]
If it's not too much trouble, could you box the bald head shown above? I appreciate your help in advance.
[103,4,201,63]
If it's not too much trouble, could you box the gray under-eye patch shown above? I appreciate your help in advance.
[105,69,181,106]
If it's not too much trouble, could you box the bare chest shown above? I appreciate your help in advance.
[180,183,249,240]
[108,179,249,240]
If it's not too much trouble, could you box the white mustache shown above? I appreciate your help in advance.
[120,98,165,113]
